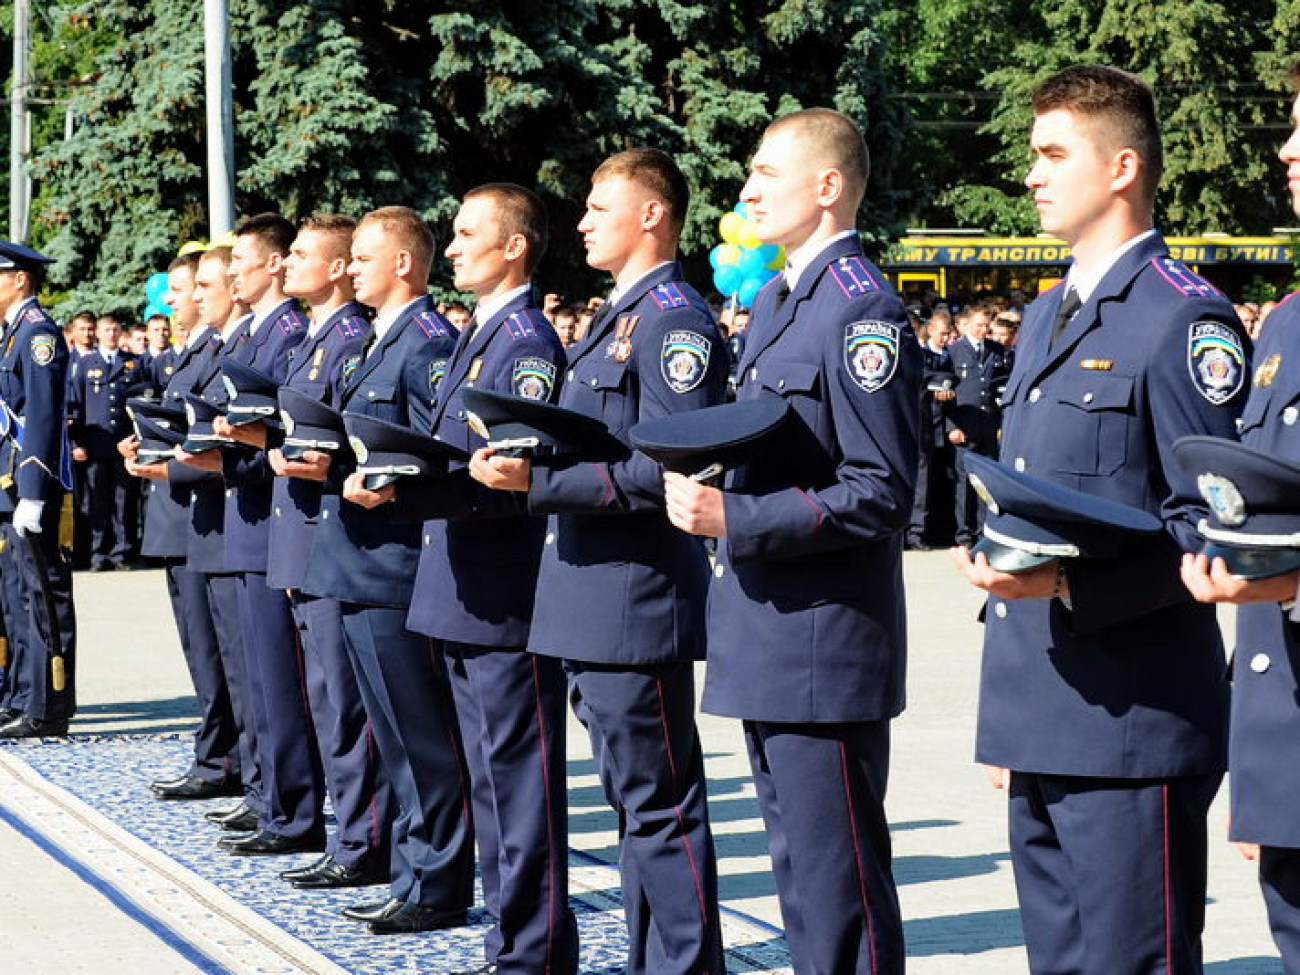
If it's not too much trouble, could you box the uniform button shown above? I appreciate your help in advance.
[367,390,375,399]
[749,367,758,382]
[225,489,233,498]
[1285,407,1298,426]
[566,370,574,382]
[1082,392,1094,404]
[424,534,431,546]
[274,506,281,516]
[321,509,329,520]
[994,601,1008,619]
[714,563,725,578]
[545,532,555,545]
[1014,457,1026,472]
[457,410,465,420]
[1028,388,1041,403]
[589,378,598,387]
[1251,652,1271,673]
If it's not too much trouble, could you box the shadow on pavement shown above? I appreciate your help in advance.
[904,907,1024,955]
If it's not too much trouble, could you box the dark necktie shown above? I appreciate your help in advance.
[1050,288,1081,347]
[772,277,791,317]
[588,300,614,336]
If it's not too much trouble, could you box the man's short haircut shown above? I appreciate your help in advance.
[300,213,358,263]
[234,212,296,258]
[765,108,870,208]
[445,301,470,315]
[553,305,577,323]
[71,310,96,325]
[1032,65,1163,202]
[357,206,435,275]
[199,245,233,270]
[463,183,549,276]
[591,148,690,234]
[168,251,202,275]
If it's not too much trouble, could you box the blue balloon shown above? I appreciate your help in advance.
[708,244,726,270]
[737,276,766,307]
[732,201,752,220]
[144,271,169,303]
[738,248,769,277]
[754,243,779,264]
[141,301,171,320]
[713,264,744,296]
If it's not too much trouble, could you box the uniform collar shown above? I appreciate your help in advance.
[1064,228,1158,304]
[609,261,674,307]
[4,295,36,328]
[783,229,857,292]
[473,283,531,331]
[371,295,425,348]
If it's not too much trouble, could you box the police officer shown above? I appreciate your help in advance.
[665,108,920,974]
[1178,70,1300,968]
[299,206,470,935]
[471,150,726,975]
[350,184,576,971]
[264,213,389,888]
[950,65,1247,973]
[128,251,243,800]
[0,241,77,739]
[908,316,957,549]
[67,313,147,570]
[946,301,1009,546]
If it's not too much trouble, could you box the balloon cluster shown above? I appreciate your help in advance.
[709,203,785,308]
[141,272,171,320]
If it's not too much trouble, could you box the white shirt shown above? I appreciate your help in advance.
[471,283,531,339]
[1065,229,1158,304]
[609,262,674,307]
[784,229,858,292]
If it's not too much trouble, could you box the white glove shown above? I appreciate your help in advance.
[13,498,44,535]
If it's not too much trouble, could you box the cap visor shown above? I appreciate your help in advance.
[1202,542,1300,581]
[970,536,1057,574]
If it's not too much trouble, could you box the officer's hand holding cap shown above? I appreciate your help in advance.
[341,412,466,491]
[179,393,232,453]
[277,387,345,460]
[220,360,280,427]
[629,398,789,482]
[964,452,1162,574]
[460,388,626,460]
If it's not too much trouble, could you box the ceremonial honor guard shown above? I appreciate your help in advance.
[471,151,726,974]
[266,214,390,888]
[349,185,576,971]
[130,252,242,799]
[0,241,77,739]
[1178,71,1300,968]
[299,206,471,934]
[951,66,1248,973]
[665,109,921,973]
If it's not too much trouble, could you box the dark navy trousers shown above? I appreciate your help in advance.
[1009,771,1220,975]
[745,719,902,975]
[565,659,722,975]
[340,603,474,910]
[236,571,323,839]
[165,559,239,784]
[1260,846,1300,971]
[204,572,263,814]
[445,643,577,974]
[291,591,389,867]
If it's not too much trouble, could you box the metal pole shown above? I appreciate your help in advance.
[9,0,30,242]
[204,0,235,238]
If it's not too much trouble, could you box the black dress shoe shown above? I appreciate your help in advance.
[279,854,332,880]
[0,715,68,738]
[291,858,388,890]
[368,901,468,935]
[215,806,260,831]
[151,774,241,800]
[341,897,403,923]
[220,828,326,856]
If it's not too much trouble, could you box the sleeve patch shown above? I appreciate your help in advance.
[1152,258,1221,298]
[30,333,55,366]
[828,256,881,300]
[661,330,711,393]
[341,353,363,385]
[503,312,538,340]
[512,357,557,400]
[429,357,449,394]
[650,282,690,310]
[416,312,453,339]
[844,320,900,393]
[1187,320,1245,405]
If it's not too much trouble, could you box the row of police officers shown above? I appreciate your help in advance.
[6,62,1300,974]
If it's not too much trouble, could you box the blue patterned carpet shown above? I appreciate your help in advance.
[1,733,789,974]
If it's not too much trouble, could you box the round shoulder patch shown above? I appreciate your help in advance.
[661,330,711,394]
[1187,320,1244,405]
[844,319,900,393]
[512,357,557,400]
[30,333,56,367]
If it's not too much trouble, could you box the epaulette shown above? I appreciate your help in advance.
[503,311,539,340]
[415,311,452,339]
[1275,290,1300,310]
[19,305,47,327]
[827,256,881,300]
[334,314,367,340]
[1151,257,1221,299]
[277,307,309,334]
[649,282,690,310]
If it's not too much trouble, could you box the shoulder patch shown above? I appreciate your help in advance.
[828,256,882,300]
[415,311,452,339]
[844,319,900,393]
[1152,258,1221,299]
[20,306,47,327]
[278,308,309,334]
[503,312,538,340]
[429,357,449,394]
[661,330,711,394]
[30,333,56,367]
[1187,320,1245,405]
[335,314,367,340]
[341,353,363,386]
[512,357,557,400]
[650,282,690,310]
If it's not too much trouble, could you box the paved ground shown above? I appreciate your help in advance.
[0,552,1284,972]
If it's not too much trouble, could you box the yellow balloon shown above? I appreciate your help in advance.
[766,246,786,271]
[716,244,743,267]
[737,222,763,250]
[719,212,745,245]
